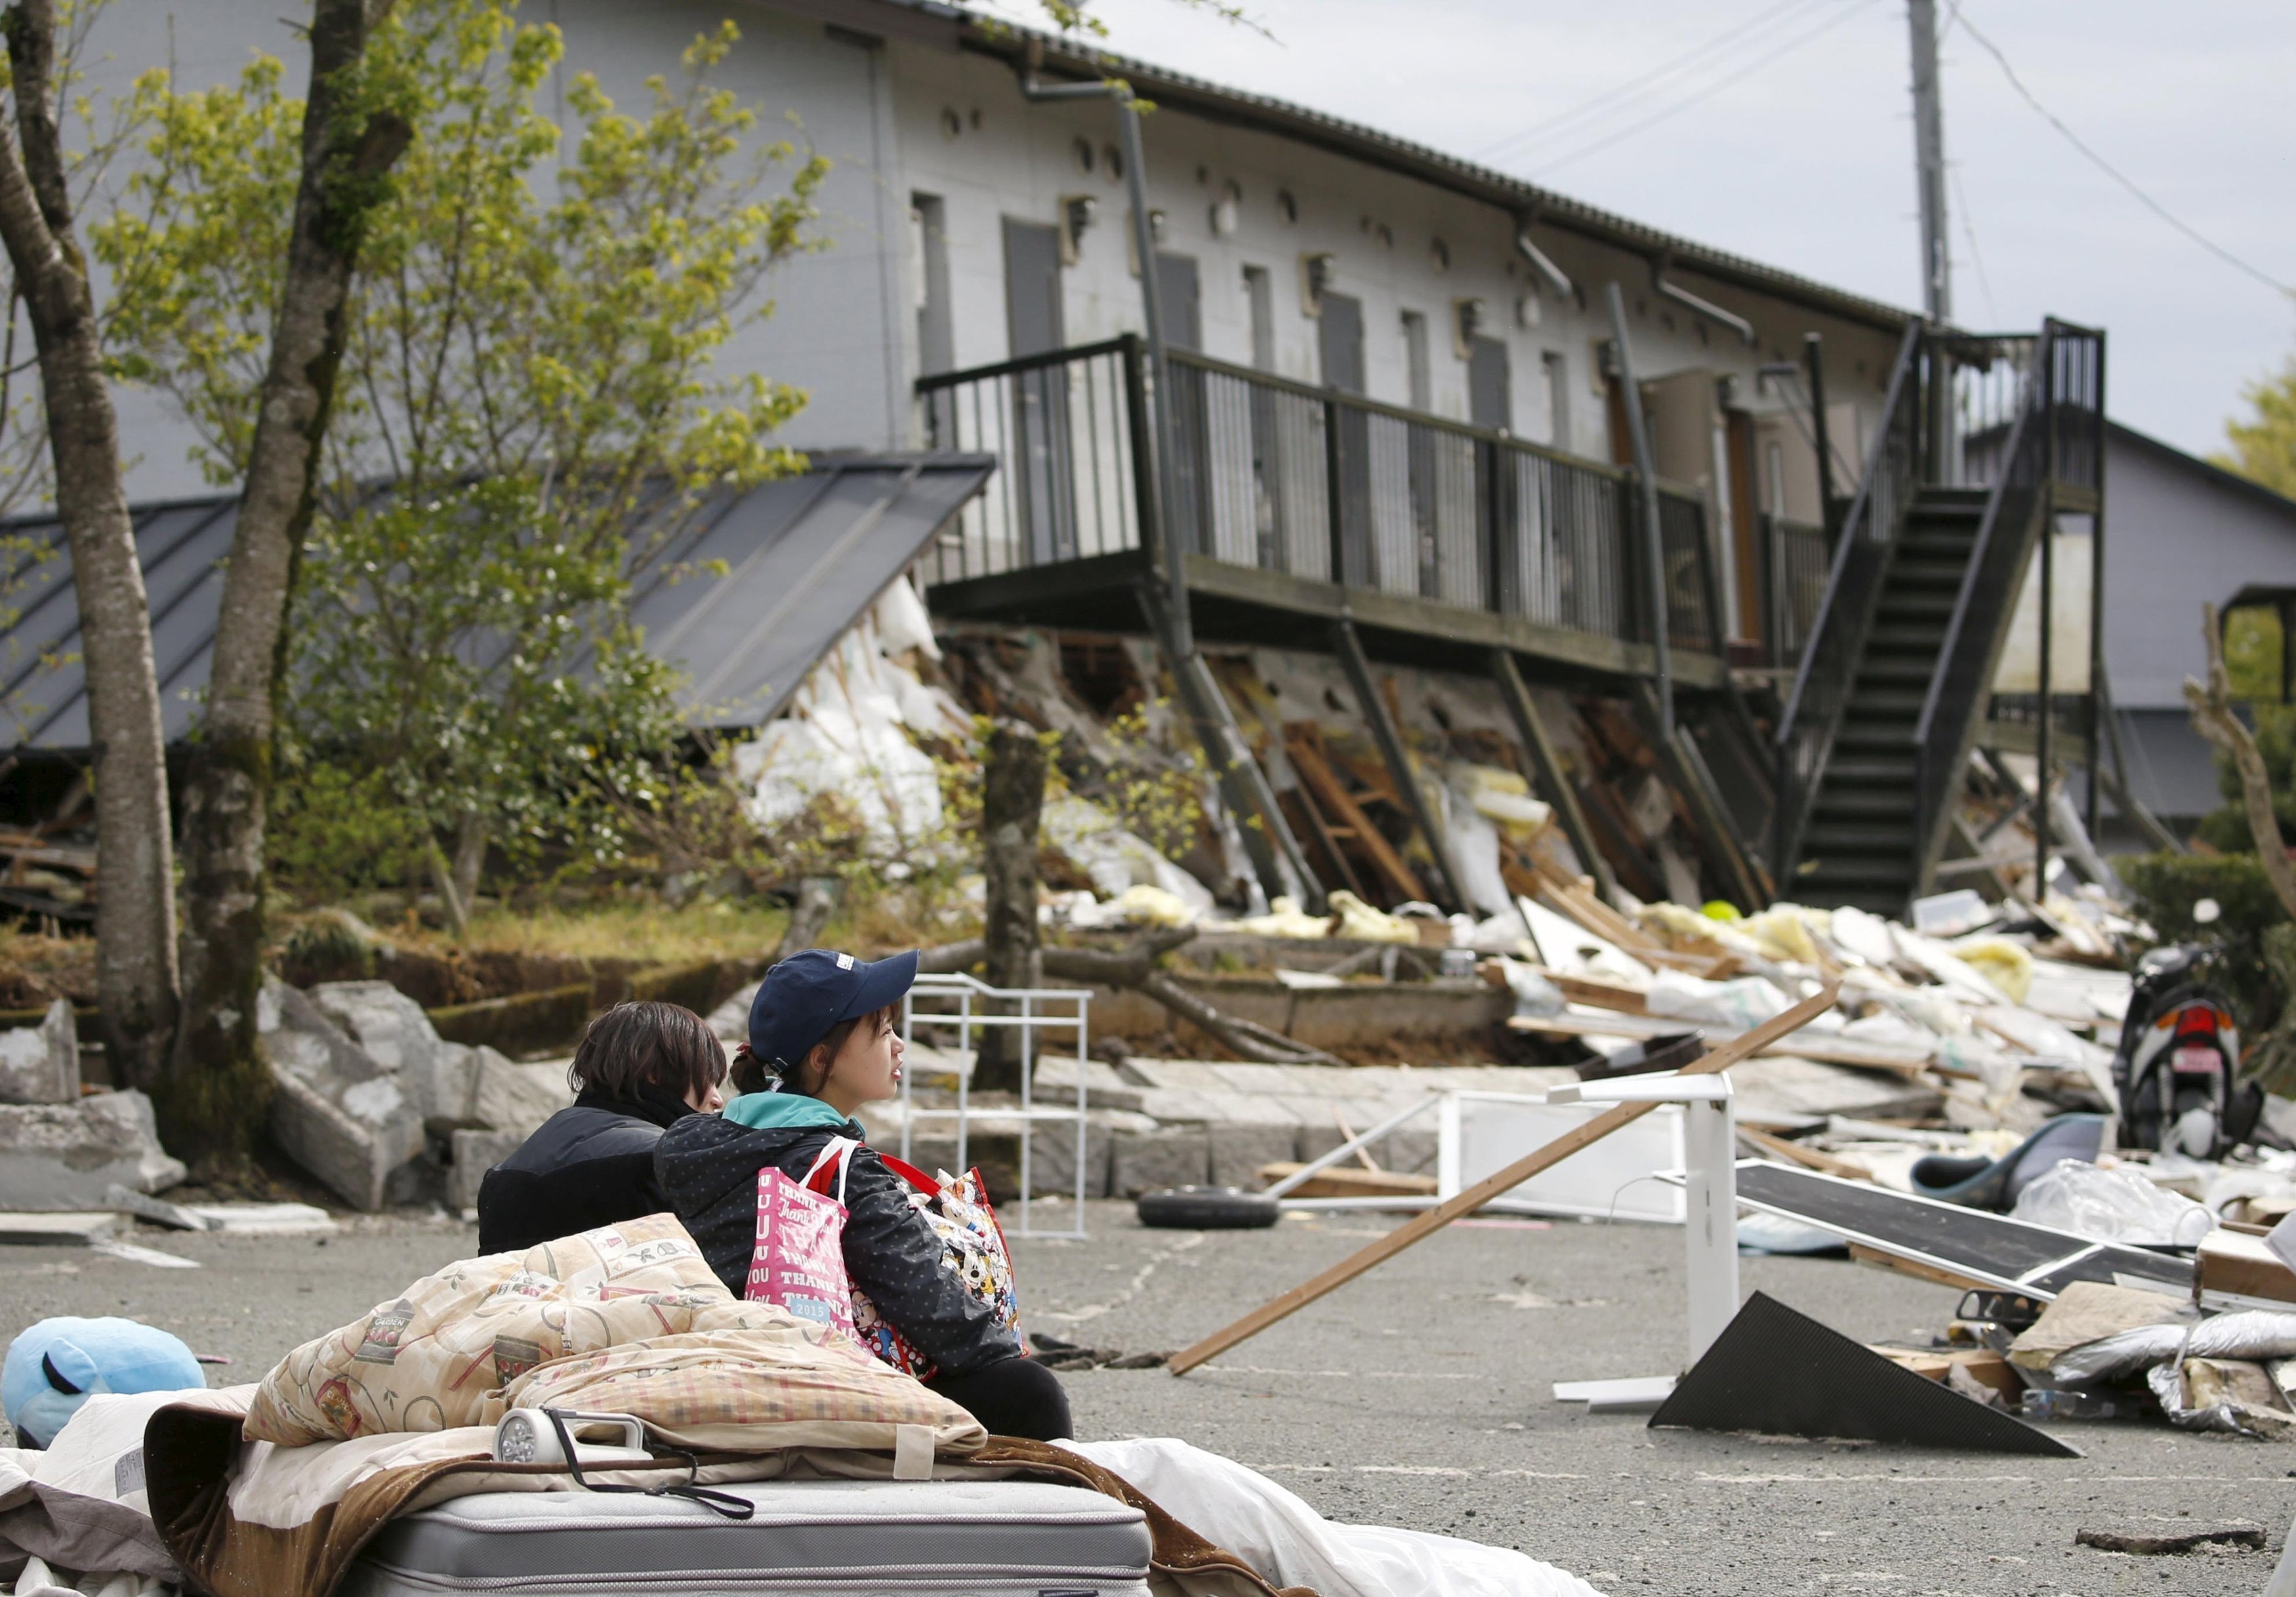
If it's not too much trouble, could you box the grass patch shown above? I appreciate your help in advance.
[378,897,792,967]
[0,921,96,1007]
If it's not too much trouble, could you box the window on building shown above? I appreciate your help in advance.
[1243,264,1275,371]
[1401,310,1431,411]
[1467,337,1510,432]
[1542,350,1570,449]
[911,193,953,375]
[1765,440,1786,516]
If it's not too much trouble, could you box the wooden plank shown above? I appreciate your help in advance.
[1507,1008,1933,1078]
[1255,1163,1439,1199]
[1849,1243,1991,1295]
[1166,982,1841,1375]
[1334,617,1469,913]
[1286,734,1426,904]
[1740,1127,1872,1180]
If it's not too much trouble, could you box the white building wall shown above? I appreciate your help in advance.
[68,0,1903,495]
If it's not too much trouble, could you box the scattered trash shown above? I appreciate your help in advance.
[2009,1158,2214,1245]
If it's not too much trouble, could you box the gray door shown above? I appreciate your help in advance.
[1469,337,1511,431]
[1003,218,1065,356]
[1319,293,1371,583]
[1319,292,1366,393]
[1155,253,1202,352]
[1002,219,1073,561]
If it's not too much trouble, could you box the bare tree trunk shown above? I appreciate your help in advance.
[977,720,1045,1094]
[165,0,411,1170]
[0,0,178,1083]
[2188,602,2296,921]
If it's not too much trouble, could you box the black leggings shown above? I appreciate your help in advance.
[925,1356,1073,1441]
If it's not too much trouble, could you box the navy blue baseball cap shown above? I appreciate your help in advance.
[747,948,920,1079]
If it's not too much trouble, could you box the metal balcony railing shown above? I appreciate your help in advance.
[918,334,1723,660]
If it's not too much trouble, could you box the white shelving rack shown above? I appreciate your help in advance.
[897,972,1091,1239]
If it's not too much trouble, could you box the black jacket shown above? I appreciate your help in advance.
[655,1112,1019,1377]
[476,1090,691,1255]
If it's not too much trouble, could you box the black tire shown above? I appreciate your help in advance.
[1136,1186,1279,1230]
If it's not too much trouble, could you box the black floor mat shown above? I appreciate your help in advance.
[1649,1291,2081,1456]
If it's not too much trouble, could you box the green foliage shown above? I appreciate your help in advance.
[2223,604,2286,703]
[264,757,430,904]
[2218,350,2296,501]
[2121,848,2287,1026]
[100,0,827,906]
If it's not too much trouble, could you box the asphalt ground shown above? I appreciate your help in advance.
[1,1203,2287,1596]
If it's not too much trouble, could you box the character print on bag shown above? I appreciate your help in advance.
[746,1137,1025,1379]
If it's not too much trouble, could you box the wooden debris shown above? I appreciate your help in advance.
[1166,983,1840,1375]
[1508,1008,1935,1079]
[1254,1163,1439,1200]
[1740,1127,1872,1180]
[2197,1228,2296,1304]
[1849,1243,1990,1294]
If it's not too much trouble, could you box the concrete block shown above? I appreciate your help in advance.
[470,1050,574,1138]
[310,980,474,1122]
[1110,1127,1210,1197]
[0,1091,186,1210]
[0,998,79,1104]
[449,1128,523,1214]
[1208,1123,1298,1189]
[261,980,424,1210]
[0,1211,121,1245]
[1017,1114,1118,1201]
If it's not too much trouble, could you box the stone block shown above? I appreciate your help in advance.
[0,998,79,1104]
[449,1127,523,1214]
[1208,1122,1299,1189]
[470,1050,573,1138]
[0,1090,186,1210]
[310,980,474,1122]
[1110,1127,1210,1197]
[260,980,424,1211]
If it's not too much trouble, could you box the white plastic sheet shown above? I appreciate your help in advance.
[1065,1437,1605,1597]
[2008,1159,2213,1247]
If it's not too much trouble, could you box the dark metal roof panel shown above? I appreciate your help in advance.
[0,454,993,754]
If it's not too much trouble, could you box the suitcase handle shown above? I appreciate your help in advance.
[493,1408,647,1466]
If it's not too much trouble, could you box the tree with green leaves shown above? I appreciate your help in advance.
[2217,349,2296,501]
[0,0,180,1085]
[102,1,825,948]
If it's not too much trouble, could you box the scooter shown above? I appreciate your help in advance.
[2113,944,2262,1158]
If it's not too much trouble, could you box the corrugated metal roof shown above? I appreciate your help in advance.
[815,0,1919,335]
[0,453,993,755]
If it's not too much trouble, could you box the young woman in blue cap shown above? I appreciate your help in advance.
[655,947,1073,1442]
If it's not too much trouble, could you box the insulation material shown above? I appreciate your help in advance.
[1040,795,1215,919]
[732,594,967,861]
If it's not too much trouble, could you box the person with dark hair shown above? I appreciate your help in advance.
[476,1000,728,1255]
[657,949,1073,1443]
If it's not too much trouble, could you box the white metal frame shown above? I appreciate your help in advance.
[899,972,1090,1239]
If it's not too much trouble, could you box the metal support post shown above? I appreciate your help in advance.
[1490,648,1619,902]
[1605,282,1673,737]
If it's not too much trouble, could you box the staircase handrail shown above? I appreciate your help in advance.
[1770,320,1925,871]
[1907,324,2082,880]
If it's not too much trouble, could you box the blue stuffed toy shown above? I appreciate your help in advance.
[2,1317,205,1449]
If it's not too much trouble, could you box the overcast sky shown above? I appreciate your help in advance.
[1000,0,2295,461]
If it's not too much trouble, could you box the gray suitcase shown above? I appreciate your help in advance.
[338,1476,1155,1597]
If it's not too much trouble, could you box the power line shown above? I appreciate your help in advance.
[1948,160,2000,326]
[1534,0,1879,177]
[1473,0,1829,163]
[1946,3,2293,299]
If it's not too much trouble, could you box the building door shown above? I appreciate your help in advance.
[1468,337,1511,432]
[1319,291,1365,393]
[1319,293,1372,585]
[1155,253,1202,351]
[1157,253,1210,555]
[1002,218,1073,562]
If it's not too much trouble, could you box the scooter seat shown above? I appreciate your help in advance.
[1908,1113,2112,1212]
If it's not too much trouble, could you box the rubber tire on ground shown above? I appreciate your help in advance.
[1136,1185,1279,1230]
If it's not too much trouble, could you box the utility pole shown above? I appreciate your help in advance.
[1908,0,1952,323]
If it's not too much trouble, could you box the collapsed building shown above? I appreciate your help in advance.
[3,0,2149,935]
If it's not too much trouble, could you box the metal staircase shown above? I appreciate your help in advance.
[1773,320,2105,915]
